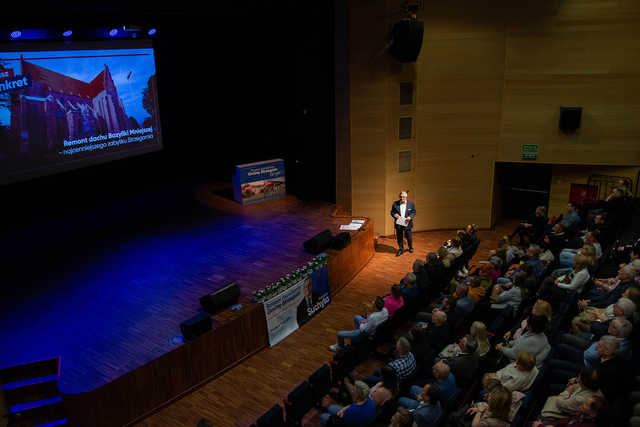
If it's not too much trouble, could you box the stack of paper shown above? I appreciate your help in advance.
[339,219,365,231]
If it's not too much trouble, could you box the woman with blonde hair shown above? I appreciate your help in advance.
[466,382,511,427]
[538,254,590,306]
[504,299,552,342]
[470,321,491,357]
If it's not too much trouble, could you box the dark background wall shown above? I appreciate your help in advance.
[0,2,337,228]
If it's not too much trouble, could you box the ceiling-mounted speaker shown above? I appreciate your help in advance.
[389,19,424,63]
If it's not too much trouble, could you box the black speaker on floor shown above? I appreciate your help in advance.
[180,312,212,341]
[200,282,240,314]
[332,232,351,250]
[389,19,424,63]
[559,106,582,133]
[303,230,333,254]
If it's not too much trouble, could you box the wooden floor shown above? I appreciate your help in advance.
[136,220,516,427]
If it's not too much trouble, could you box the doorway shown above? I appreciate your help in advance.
[492,162,552,225]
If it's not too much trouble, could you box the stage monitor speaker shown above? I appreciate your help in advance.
[389,19,424,63]
[559,106,582,133]
[332,232,351,250]
[303,229,333,254]
[180,312,212,341]
[200,282,240,314]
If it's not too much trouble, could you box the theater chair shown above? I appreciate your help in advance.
[368,398,398,427]
[330,345,357,385]
[283,380,314,426]
[254,403,286,427]
[308,365,331,408]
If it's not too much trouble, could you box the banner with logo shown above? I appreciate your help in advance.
[263,263,330,346]
[232,158,285,205]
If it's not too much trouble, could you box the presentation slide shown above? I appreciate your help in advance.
[0,40,162,184]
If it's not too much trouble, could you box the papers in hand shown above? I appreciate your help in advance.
[340,220,364,231]
[396,216,407,226]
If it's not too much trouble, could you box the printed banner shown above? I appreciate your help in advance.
[263,263,330,346]
[232,159,286,204]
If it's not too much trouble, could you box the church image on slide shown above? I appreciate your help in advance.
[8,55,132,158]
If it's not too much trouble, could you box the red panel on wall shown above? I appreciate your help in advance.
[570,183,598,204]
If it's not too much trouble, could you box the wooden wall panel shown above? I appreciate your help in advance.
[500,0,640,165]
[348,0,640,232]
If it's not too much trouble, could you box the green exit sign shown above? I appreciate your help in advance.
[522,144,538,153]
[522,153,537,160]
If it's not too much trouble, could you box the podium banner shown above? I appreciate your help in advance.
[232,158,285,204]
[262,263,330,346]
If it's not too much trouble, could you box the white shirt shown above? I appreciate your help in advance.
[400,202,407,218]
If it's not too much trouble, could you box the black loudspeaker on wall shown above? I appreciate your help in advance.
[303,229,333,254]
[200,282,240,314]
[559,106,582,133]
[180,312,212,341]
[332,232,351,250]
[389,19,424,63]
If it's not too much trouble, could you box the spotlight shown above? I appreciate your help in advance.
[109,28,118,37]
[10,30,22,39]
[148,28,157,36]
[62,30,73,37]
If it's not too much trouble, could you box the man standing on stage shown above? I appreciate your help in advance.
[390,190,416,256]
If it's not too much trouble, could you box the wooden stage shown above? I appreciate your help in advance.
[1,182,375,427]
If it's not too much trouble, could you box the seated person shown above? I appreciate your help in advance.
[413,259,430,301]
[490,272,524,312]
[367,337,417,384]
[532,395,607,427]
[320,380,376,426]
[466,382,512,427]
[496,315,550,367]
[537,254,590,306]
[414,309,451,361]
[425,252,447,294]
[559,201,581,231]
[470,321,490,357]
[442,335,479,387]
[510,205,547,246]
[540,367,602,422]
[579,264,636,309]
[389,407,413,427]
[468,276,487,303]
[387,337,417,382]
[590,262,634,293]
[503,299,552,343]
[357,365,398,407]
[406,383,443,427]
[559,231,602,267]
[329,296,388,351]
[501,244,545,281]
[384,284,405,318]
[571,295,635,335]
[398,361,456,409]
[449,283,474,321]
[399,272,420,302]
[483,351,538,392]
[560,318,633,369]
[543,223,567,254]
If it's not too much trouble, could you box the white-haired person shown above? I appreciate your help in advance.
[540,367,603,422]
[571,294,636,334]
[390,190,416,256]
[483,351,538,393]
[319,380,376,426]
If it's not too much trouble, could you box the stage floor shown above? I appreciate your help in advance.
[1,183,347,394]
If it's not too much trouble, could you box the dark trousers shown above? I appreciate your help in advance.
[395,225,413,250]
